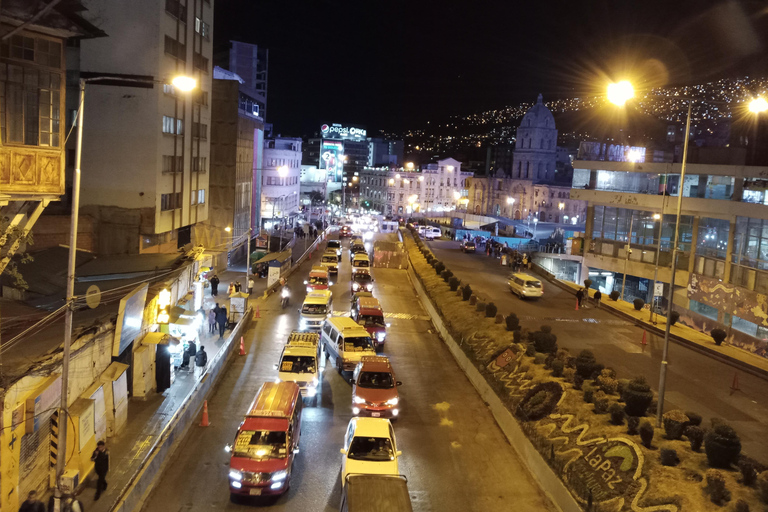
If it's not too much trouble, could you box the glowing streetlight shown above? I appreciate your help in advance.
[653,213,661,220]
[447,165,454,172]
[750,97,768,114]
[171,75,197,92]
[224,226,231,232]
[418,176,424,182]
[388,178,395,185]
[408,194,418,204]
[277,165,289,177]
[558,202,565,210]
[506,197,515,205]
[607,80,634,106]
[406,162,414,170]
[453,191,461,200]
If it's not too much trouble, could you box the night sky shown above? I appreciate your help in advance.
[214,0,768,136]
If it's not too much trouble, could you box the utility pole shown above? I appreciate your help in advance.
[620,212,634,301]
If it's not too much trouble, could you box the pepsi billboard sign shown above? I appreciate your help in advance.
[321,123,367,140]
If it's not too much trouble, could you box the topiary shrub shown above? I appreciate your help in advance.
[434,261,445,275]
[462,284,472,301]
[531,328,558,354]
[533,352,547,365]
[639,419,654,448]
[551,359,564,378]
[515,381,564,421]
[705,423,742,468]
[705,469,731,506]
[562,367,576,384]
[449,276,460,291]
[734,498,750,512]
[441,269,453,282]
[540,325,552,334]
[575,350,597,379]
[757,471,768,503]
[573,374,584,390]
[476,301,486,312]
[627,416,640,435]
[663,410,690,440]
[584,279,593,289]
[609,402,625,425]
[597,368,619,395]
[685,411,702,427]
[686,425,704,452]
[486,302,498,318]
[505,313,520,331]
[739,460,757,487]
[525,343,536,357]
[589,364,605,381]
[593,391,609,414]
[660,448,679,467]
[610,290,620,301]
[624,376,654,417]
[425,254,434,264]
[583,383,595,403]
[633,298,645,311]
[669,310,680,326]
[711,328,727,346]
[617,379,631,401]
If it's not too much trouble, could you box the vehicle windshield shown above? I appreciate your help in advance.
[309,276,328,285]
[525,281,542,288]
[348,436,395,461]
[352,245,366,253]
[302,303,327,315]
[344,336,373,352]
[354,273,372,283]
[322,256,336,263]
[353,260,369,268]
[359,314,385,327]
[328,241,341,248]
[357,371,394,389]
[233,430,287,460]
[466,242,475,247]
[280,355,316,374]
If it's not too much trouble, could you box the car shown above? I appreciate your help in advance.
[327,240,343,259]
[340,417,401,485]
[305,266,331,292]
[320,252,339,274]
[340,226,353,238]
[350,297,389,350]
[460,240,476,253]
[351,270,374,293]
[507,273,544,299]
[351,356,401,417]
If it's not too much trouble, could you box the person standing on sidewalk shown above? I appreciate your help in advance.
[19,491,44,512]
[248,276,255,295]
[593,290,602,309]
[216,304,228,338]
[207,309,216,334]
[195,345,208,378]
[575,288,584,308]
[210,274,220,296]
[91,440,109,500]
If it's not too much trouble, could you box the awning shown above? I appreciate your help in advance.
[141,332,181,346]
[171,316,197,327]
[168,305,189,323]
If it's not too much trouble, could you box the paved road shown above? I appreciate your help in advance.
[428,239,768,464]
[141,236,556,512]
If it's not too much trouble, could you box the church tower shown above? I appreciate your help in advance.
[512,94,558,182]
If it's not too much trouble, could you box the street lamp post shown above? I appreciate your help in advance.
[650,213,662,323]
[620,212,634,301]
[341,155,348,215]
[57,74,195,505]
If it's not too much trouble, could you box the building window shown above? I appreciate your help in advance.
[197,189,205,204]
[161,192,182,211]
[193,52,208,73]
[195,18,211,40]
[192,156,207,172]
[162,116,183,134]
[192,122,207,139]
[190,189,197,205]
[165,0,187,21]
[0,62,62,146]
[162,155,183,173]
[193,90,208,106]
[164,35,186,61]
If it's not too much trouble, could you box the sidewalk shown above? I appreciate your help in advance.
[543,269,768,381]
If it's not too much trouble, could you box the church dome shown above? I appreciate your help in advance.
[520,94,555,129]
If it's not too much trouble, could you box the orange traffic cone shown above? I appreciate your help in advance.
[575,298,579,311]
[730,372,740,394]
[641,330,647,346]
[239,337,246,356]
[200,400,210,427]
[255,305,260,318]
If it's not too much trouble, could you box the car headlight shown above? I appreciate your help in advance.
[229,469,243,481]
[271,470,288,481]
[385,397,399,406]
[353,396,366,404]
[377,332,386,341]
[306,286,312,293]
[309,378,318,388]
[366,284,373,291]
[352,283,359,290]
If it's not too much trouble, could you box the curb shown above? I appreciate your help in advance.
[404,243,580,512]
[530,264,768,382]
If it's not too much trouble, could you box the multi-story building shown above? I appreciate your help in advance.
[262,137,301,229]
[193,68,264,264]
[360,158,472,216]
[77,0,213,254]
[215,40,268,121]
[368,138,404,167]
[564,155,768,357]
[300,165,327,206]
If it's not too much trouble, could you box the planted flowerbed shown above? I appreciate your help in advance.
[407,230,767,512]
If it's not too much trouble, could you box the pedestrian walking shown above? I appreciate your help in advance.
[180,339,195,371]
[593,290,602,309]
[19,490,44,512]
[575,288,584,308]
[195,346,208,378]
[91,440,109,501]
[248,276,255,295]
[216,305,228,338]
[227,282,235,295]
[61,494,84,512]
[207,309,216,334]
[210,274,220,296]
[234,281,242,292]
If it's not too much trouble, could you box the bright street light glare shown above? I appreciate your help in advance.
[749,97,768,114]
[607,80,634,106]
[171,75,197,92]
[277,165,289,177]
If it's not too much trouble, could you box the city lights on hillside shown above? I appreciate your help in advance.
[750,97,768,114]
[607,80,635,106]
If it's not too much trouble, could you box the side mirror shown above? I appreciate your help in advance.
[396,381,403,386]
[339,448,347,455]
[395,450,402,457]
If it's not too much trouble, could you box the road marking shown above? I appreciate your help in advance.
[331,311,430,321]
[519,316,631,326]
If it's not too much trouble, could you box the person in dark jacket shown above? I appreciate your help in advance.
[194,346,208,378]
[210,275,220,296]
[19,490,45,512]
[91,440,109,500]
[593,290,602,308]
[181,340,196,371]
[575,288,584,308]
[216,305,228,338]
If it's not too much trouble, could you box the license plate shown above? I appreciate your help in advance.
[371,412,381,417]
[249,488,262,496]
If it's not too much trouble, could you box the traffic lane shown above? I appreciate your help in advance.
[428,239,768,463]
[142,249,354,512]
[373,268,557,512]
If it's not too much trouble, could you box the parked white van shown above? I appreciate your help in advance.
[321,317,376,373]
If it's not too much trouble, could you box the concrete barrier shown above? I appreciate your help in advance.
[109,307,254,512]
[405,257,581,512]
